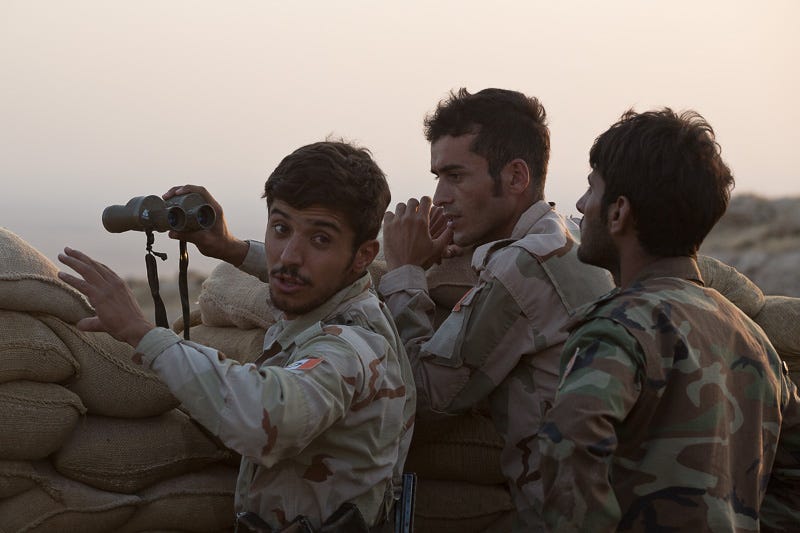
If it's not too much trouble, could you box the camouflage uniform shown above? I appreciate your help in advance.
[537,256,800,531]
[135,241,416,530]
[379,201,614,529]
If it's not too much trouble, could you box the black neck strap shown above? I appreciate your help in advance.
[144,231,191,340]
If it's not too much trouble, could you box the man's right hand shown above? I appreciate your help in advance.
[162,185,250,266]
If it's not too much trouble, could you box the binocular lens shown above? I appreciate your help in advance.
[196,205,215,229]
[167,207,187,231]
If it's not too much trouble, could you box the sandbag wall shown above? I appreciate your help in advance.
[0,228,238,533]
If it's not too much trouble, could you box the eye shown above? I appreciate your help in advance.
[311,233,331,246]
[271,222,289,236]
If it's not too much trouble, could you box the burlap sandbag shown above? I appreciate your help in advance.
[754,295,800,382]
[186,324,266,364]
[0,460,45,500]
[405,413,505,485]
[53,409,234,494]
[40,316,178,418]
[115,464,237,533]
[198,262,277,329]
[0,310,79,384]
[0,227,94,323]
[0,380,86,461]
[0,462,139,533]
[413,479,514,533]
[697,254,766,318]
[426,252,477,309]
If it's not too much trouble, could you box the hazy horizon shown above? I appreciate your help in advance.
[2,1,798,278]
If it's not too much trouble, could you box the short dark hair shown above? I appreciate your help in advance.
[263,141,391,247]
[424,88,550,198]
[590,108,734,257]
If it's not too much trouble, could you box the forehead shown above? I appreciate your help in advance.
[430,134,485,170]
[268,199,352,234]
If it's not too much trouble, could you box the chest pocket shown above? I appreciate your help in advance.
[420,284,481,368]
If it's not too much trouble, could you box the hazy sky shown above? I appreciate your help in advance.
[2,1,798,278]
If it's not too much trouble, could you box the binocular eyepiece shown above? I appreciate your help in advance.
[102,193,216,233]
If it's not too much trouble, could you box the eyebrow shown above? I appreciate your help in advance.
[431,163,466,176]
[270,207,343,233]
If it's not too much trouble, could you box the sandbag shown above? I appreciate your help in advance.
[198,262,277,329]
[53,409,234,494]
[187,324,266,364]
[0,380,85,461]
[40,316,178,418]
[0,227,94,323]
[116,465,237,533]
[697,254,766,317]
[413,479,514,533]
[754,295,800,382]
[0,460,44,500]
[0,462,138,533]
[405,413,505,485]
[426,252,477,309]
[0,310,78,384]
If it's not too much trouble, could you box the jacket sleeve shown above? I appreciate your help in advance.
[760,368,800,530]
[379,262,538,415]
[537,318,644,532]
[135,327,361,468]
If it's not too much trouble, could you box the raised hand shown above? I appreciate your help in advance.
[57,247,154,347]
[162,185,250,266]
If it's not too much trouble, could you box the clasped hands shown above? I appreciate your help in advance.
[382,196,461,271]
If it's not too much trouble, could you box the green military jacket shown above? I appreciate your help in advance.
[537,256,800,531]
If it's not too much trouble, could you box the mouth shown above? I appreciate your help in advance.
[270,271,310,293]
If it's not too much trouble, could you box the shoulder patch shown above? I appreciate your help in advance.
[285,357,324,372]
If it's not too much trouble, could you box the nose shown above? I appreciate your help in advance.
[576,191,587,214]
[432,180,452,207]
[279,236,304,266]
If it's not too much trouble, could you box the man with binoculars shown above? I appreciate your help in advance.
[58,141,415,532]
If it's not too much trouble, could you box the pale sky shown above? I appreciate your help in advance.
[2,0,798,278]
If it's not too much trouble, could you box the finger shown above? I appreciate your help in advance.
[57,270,93,295]
[59,248,116,285]
[432,225,454,253]
[419,196,433,215]
[406,198,420,214]
[394,202,407,216]
[76,316,106,333]
[383,211,395,224]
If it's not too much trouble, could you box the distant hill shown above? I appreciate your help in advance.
[701,194,800,296]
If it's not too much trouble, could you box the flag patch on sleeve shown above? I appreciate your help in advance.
[285,357,323,372]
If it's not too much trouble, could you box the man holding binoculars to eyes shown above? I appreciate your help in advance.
[58,141,415,532]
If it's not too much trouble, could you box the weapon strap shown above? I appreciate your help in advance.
[145,230,169,329]
[178,239,191,341]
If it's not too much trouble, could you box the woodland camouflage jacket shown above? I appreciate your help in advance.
[537,256,800,531]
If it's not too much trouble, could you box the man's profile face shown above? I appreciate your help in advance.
[265,200,359,318]
[430,134,517,247]
[576,170,618,272]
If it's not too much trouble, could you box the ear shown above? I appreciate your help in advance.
[607,196,634,236]
[503,159,531,195]
[351,239,380,273]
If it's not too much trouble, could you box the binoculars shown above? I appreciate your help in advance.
[102,193,216,233]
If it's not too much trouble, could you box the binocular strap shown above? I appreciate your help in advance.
[178,239,191,341]
[144,230,170,330]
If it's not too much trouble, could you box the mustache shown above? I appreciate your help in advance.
[270,265,312,285]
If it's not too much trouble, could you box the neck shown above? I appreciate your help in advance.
[617,245,660,289]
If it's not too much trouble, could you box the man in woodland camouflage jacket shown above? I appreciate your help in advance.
[536,108,800,531]
[379,88,614,530]
[59,141,415,531]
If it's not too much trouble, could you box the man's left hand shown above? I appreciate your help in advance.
[58,247,154,347]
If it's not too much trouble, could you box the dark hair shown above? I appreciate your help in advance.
[263,141,391,247]
[424,88,550,198]
[590,108,734,257]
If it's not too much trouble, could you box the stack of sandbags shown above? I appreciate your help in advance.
[405,254,514,532]
[0,228,238,532]
[698,254,800,382]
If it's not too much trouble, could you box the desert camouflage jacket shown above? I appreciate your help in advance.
[379,201,614,529]
[537,256,800,532]
[136,242,416,530]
